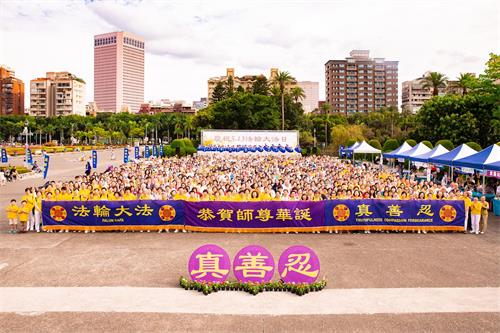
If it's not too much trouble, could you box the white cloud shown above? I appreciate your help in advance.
[0,0,498,107]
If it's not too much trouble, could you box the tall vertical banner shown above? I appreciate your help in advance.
[43,153,50,179]
[159,144,164,157]
[152,145,158,157]
[123,147,129,163]
[145,145,150,158]
[91,150,97,168]
[134,146,140,160]
[26,148,33,165]
[1,148,7,163]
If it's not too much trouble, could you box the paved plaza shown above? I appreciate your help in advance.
[0,151,499,332]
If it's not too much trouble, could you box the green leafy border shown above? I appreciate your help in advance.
[179,276,327,296]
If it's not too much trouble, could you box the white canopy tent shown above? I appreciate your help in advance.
[352,141,382,154]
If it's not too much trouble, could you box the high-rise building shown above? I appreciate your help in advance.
[30,72,86,117]
[0,66,25,116]
[94,31,144,113]
[325,50,398,113]
[207,68,297,103]
[297,81,319,113]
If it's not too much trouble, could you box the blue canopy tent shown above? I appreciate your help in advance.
[397,142,432,159]
[428,144,477,166]
[344,141,361,152]
[383,142,412,159]
[453,144,500,170]
[410,144,449,163]
[485,160,500,171]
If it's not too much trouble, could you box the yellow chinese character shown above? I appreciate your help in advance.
[255,209,273,222]
[355,204,373,217]
[190,252,229,279]
[234,252,273,278]
[72,205,90,217]
[93,205,111,217]
[417,204,434,217]
[135,204,154,216]
[197,208,215,221]
[386,204,403,217]
[294,208,312,221]
[217,209,233,221]
[114,205,133,217]
[280,253,319,278]
[236,209,254,221]
[276,208,293,221]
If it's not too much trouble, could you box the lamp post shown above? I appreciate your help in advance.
[144,123,148,144]
[313,128,316,148]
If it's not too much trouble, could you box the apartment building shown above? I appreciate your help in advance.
[0,66,25,116]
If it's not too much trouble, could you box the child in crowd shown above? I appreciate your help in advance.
[6,199,19,234]
[18,200,30,232]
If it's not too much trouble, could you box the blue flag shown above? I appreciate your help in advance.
[92,150,97,168]
[152,145,158,157]
[145,145,150,158]
[159,144,164,157]
[43,154,50,179]
[124,147,129,163]
[26,148,33,165]
[1,148,7,163]
[134,146,140,159]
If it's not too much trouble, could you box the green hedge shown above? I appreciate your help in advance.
[345,139,357,148]
[421,140,433,149]
[466,142,482,151]
[405,139,417,147]
[383,139,399,152]
[435,140,454,151]
[368,139,382,150]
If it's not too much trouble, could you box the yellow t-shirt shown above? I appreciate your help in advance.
[21,194,34,211]
[18,206,30,222]
[79,189,90,201]
[463,197,472,210]
[123,193,137,200]
[6,204,19,219]
[34,197,42,212]
[471,202,482,215]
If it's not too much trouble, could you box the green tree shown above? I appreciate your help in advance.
[211,82,226,103]
[435,139,454,151]
[466,142,482,151]
[421,72,448,96]
[383,139,400,152]
[405,139,417,147]
[290,86,306,104]
[252,75,269,95]
[454,73,475,95]
[225,76,235,97]
[368,139,382,150]
[421,140,433,149]
[272,71,295,131]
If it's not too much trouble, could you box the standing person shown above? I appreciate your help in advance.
[21,188,35,231]
[479,196,489,234]
[463,191,472,233]
[18,200,30,232]
[33,190,42,233]
[470,197,482,235]
[6,199,19,234]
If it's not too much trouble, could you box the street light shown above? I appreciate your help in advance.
[313,128,316,148]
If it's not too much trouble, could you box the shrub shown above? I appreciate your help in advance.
[435,140,454,151]
[181,138,194,148]
[345,139,357,148]
[405,139,417,147]
[466,142,482,151]
[383,139,399,152]
[368,139,382,150]
[185,146,197,155]
[170,139,186,149]
[421,140,433,149]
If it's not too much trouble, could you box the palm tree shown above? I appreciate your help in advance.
[290,86,306,104]
[455,73,474,95]
[173,115,186,139]
[421,72,448,96]
[272,71,295,130]
[185,116,195,140]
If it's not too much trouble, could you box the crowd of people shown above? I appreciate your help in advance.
[5,154,495,234]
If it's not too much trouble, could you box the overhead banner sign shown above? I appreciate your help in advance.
[201,130,299,147]
[42,200,465,232]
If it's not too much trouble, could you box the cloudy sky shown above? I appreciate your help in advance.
[1,0,498,106]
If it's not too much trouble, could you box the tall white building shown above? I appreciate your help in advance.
[298,81,319,113]
[30,72,86,117]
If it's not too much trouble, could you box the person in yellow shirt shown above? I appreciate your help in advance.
[6,199,19,234]
[470,197,482,235]
[33,191,42,233]
[21,188,35,231]
[59,187,73,201]
[18,200,30,232]
[123,188,137,200]
[480,196,490,234]
[463,192,472,233]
